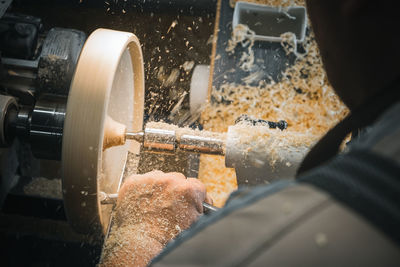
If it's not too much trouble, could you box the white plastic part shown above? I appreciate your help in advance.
[190,65,210,115]
[225,125,309,185]
[232,1,307,43]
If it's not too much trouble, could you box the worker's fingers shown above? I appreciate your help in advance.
[120,172,209,215]
[204,194,214,206]
[186,179,214,212]
[186,178,206,194]
[189,177,213,205]
[118,171,167,201]
[186,178,207,213]
[187,177,213,205]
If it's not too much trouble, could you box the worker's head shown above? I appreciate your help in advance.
[306,0,400,111]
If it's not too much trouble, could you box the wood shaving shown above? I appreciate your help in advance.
[226,24,256,72]
[182,60,195,72]
[280,32,297,55]
[226,24,255,54]
[167,20,178,34]
[163,68,180,87]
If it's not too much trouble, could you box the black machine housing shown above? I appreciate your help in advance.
[0,11,87,217]
[0,12,86,159]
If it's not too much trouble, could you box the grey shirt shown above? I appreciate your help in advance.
[151,103,400,267]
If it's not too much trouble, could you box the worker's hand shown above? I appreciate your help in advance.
[115,170,211,245]
[100,171,211,267]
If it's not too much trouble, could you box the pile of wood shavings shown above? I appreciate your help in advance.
[199,0,349,206]
[202,32,348,137]
[280,32,297,55]
[226,24,256,71]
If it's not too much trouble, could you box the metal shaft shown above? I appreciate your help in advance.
[126,127,225,155]
[124,126,223,213]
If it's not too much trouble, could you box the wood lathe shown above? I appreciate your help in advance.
[0,28,308,238]
[0,22,220,235]
[1,27,145,236]
[0,2,218,265]
[0,0,309,240]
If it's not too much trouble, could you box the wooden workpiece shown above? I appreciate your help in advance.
[62,29,144,235]
[103,116,127,151]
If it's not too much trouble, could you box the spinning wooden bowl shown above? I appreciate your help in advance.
[62,29,144,235]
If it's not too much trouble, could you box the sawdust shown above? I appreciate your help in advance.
[23,177,62,199]
[226,24,255,54]
[182,60,195,72]
[164,68,180,87]
[100,224,163,267]
[226,24,256,72]
[280,32,297,55]
[123,153,140,179]
[156,66,180,87]
[198,155,237,207]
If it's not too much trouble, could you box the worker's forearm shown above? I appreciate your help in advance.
[100,224,164,267]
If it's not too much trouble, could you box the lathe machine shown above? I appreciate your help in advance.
[0,5,310,242]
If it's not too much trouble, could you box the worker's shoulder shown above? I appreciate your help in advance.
[150,104,400,267]
[149,182,323,266]
[151,182,400,267]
